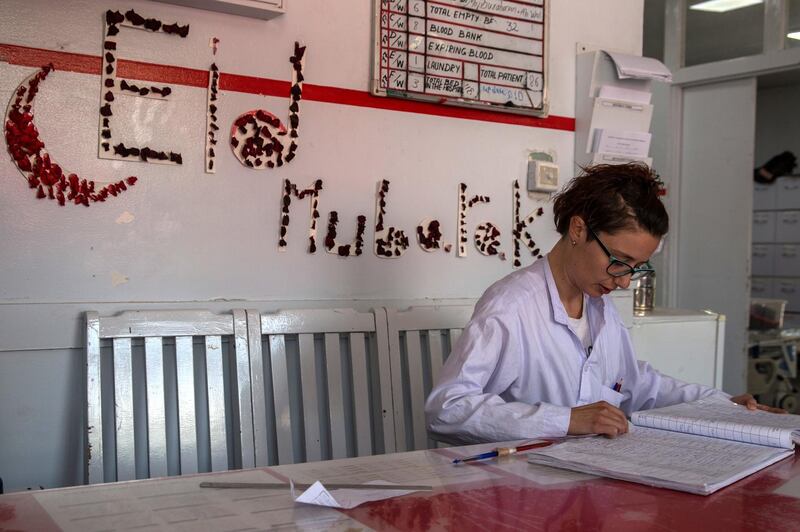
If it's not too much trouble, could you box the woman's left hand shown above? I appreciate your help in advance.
[730,394,787,414]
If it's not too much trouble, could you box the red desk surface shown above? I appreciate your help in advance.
[345,453,800,531]
[2,443,799,531]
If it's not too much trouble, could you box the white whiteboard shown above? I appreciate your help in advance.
[371,0,549,116]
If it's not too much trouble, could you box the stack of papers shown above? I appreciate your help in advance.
[598,85,652,105]
[592,129,652,158]
[605,51,673,83]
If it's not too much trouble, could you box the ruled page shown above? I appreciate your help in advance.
[33,469,361,532]
[631,398,800,449]
[528,426,793,495]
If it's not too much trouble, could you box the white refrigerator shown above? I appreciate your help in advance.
[628,308,726,389]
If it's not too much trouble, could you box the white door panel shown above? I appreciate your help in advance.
[678,78,756,394]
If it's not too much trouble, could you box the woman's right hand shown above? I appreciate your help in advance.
[568,401,629,438]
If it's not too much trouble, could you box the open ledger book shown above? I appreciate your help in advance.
[528,397,800,495]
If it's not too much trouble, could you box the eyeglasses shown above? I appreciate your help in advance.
[586,226,655,280]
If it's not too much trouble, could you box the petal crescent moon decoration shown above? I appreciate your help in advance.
[4,64,137,207]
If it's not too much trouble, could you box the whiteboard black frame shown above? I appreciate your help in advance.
[370,0,550,117]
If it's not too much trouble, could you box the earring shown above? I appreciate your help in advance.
[571,240,576,246]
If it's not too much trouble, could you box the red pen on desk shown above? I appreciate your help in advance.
[452,440,555,464]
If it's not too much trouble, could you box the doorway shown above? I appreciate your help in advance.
[662,64,800,410]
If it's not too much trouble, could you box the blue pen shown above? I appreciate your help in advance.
[612,378,624,393]
[452,440,555,464]
[452,450,499,464]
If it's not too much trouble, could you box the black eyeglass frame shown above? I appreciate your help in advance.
[586,225,655,280]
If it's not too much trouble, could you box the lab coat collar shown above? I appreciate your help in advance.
[543,255,607,335]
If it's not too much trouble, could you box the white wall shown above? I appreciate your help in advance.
[0,0,643,491]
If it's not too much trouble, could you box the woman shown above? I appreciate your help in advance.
[425,163,779,445]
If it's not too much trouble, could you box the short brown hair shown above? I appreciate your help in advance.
[552,163,668,238]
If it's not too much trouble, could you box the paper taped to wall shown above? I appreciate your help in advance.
[593,129,652,158]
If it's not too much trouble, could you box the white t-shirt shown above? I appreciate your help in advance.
[568,308,592,354]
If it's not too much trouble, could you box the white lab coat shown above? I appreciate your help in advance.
[425,256,729,444]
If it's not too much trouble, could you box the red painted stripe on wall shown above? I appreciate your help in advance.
[0,43,575,132]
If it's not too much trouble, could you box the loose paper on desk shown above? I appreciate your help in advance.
[605,51,672,83]
[291,479,422,509]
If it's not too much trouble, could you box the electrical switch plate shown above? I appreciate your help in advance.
[527,160,559,192]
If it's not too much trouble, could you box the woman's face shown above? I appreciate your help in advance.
[568,220,661,298]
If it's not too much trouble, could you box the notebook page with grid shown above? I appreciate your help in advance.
[528,424,793,495]
[631,397,800,449]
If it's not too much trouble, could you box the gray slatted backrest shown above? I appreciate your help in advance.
[247,308,394,466]
[383,305,475,452]
[85,309,253,484]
